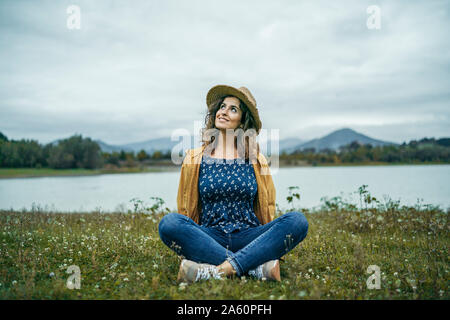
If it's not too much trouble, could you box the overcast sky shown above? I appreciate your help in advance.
[0,0,449,146]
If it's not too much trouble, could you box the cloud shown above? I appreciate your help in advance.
[0,0,449,145]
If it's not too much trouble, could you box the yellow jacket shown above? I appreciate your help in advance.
[176,144,276,225]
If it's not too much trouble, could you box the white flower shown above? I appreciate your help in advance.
[49,272,55,277]
[179,282,188,290]
[123,278,129,282]
[298,290,307,297]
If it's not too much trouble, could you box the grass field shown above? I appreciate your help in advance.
[0,190,448,300]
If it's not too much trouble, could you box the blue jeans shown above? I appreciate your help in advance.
[158,211,309,277]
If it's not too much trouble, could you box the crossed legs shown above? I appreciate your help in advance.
[158,211,309,277]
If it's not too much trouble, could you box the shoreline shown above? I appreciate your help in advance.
[0,161,448,179]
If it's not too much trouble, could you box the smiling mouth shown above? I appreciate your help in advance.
[218,117,229,122]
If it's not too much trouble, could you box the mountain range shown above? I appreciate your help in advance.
[91,128,398,155]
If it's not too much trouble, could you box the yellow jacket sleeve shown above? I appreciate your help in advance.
[176,150,190,217]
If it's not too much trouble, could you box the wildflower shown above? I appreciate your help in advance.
[298,291,307,297]
[123,278,129,282]
[12,280,17,285]
[101,277,107,280]
[49,272,55,278]
[179,282,188,290]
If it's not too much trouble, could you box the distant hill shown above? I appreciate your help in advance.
[284,128,398,154]
[50,128,397,155]
[259,137,305,155]
[94,140,133,153]
[97,136,201,155]
[96,128,397,155]
[97,136,305,155]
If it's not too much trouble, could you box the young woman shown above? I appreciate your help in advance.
[158,84,308,282]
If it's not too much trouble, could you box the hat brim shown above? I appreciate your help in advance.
[206,85,262,133]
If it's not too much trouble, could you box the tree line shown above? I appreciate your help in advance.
[1,132,449,169]
[0,133,171,169]
[281,138,450,165]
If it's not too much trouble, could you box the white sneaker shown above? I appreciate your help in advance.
[177,259,224,283]
[248,260,281,281]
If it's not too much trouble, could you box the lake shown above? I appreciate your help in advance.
[0,164,449,213]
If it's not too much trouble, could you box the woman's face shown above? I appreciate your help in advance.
[215,96,243,131]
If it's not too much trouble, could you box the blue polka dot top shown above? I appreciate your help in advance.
[198,153,261,233]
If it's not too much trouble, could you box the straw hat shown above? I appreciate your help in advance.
[206,84,262,134]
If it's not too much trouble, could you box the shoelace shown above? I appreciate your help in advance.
[195,266,223,281]
[248,265,264,279]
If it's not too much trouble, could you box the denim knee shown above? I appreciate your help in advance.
[284,211,309,242]
[158,212,184,241]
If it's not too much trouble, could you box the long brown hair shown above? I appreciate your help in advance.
[200,95,260,162]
